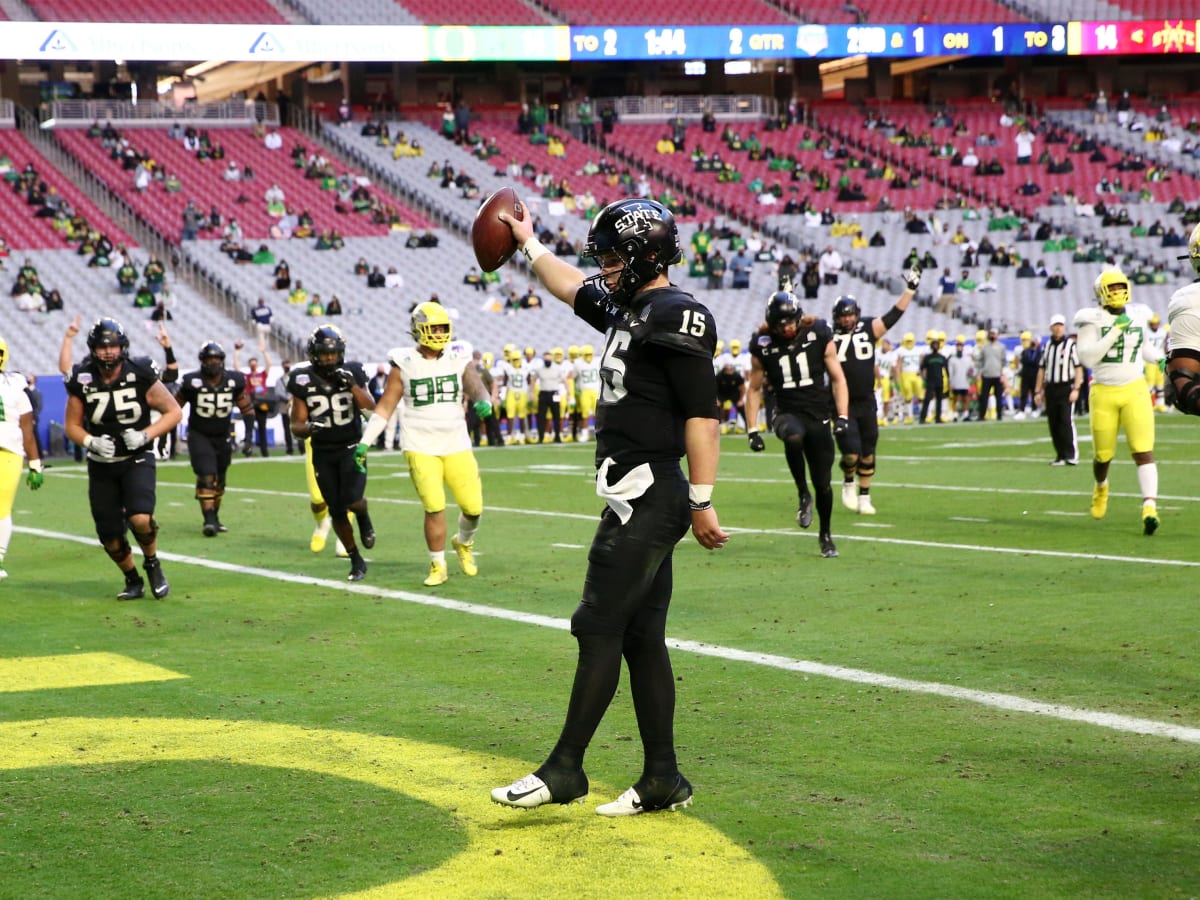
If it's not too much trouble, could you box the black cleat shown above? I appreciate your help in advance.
[819,532,839,558]
[216,522,229,533]
[360,528,376,550]
[202,522,219,537]
[348,557,367,582]
[117,576,145,601]
[796,494,814,529]
[596,773,693,817]
[144,558,170,599]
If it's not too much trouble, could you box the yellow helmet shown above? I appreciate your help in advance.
[925,329,937,343]
[411,301,452,351]
[0,336,7,372]
[902,332,915,347]
[552,347,564,362]
[568,344,580,360]
[955,334,966,344]
[936,331,947,343]
[730,338,742,354]
[1149,313,1161,326]
[503,342,517,356]
[1020,330,1033,345]
[482,351,494,368]
[524,346,536,359]
[1094,267,1130,312]
[976,329,988,344]
[714,339,725,357]
[581,344,595,361]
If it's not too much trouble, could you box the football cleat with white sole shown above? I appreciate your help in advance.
[1142,500,1159,536]
[595,774,693,817]
[819,533,839,558]
[424,560,449,586]
[796,494,814,529]
[348,557,367,582]
[117,574,145,601]
[858,496,876,515]
[492,768,588,809]
[841,481,857,511]
[144,559,169,600]
[451,536,477,576]
[1090,482,1109,520]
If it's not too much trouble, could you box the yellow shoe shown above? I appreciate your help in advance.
[451,536,478,576]
[903,416,914,425]
[1142,500,1159,536]
[1090,482,1109,520]
[310,516,331,553]
[424,560,449,586]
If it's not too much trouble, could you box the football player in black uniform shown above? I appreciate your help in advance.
[746,290,850,558]
[287,324,376,582]
[63,318,183,600]
[177,342,254,536]
[830,264,920,515]
[491,198,729,817]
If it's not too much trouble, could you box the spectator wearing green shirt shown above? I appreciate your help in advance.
[957,269,977,293]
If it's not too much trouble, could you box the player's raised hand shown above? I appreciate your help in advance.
[902,263,923,291]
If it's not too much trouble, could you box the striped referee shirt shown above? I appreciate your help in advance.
[1040,336,1079,385]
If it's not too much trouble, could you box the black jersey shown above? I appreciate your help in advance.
[751,319,835,418]
[286,361,369,448]
[64,355,162,458]
[921,350,949,382]
[574,283,719,468]
[715,368,745,403]
[831,318,882,401]
[177,368,248,437]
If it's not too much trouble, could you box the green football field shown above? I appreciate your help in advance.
[2,416,1197,899]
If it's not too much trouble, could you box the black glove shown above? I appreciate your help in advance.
[748,430,765,452]
[330,368,355,390]
[833,416,850,436]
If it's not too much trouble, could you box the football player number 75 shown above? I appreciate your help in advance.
[86,387,142,425]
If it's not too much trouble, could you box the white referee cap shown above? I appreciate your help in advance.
[1049,314,1066,327]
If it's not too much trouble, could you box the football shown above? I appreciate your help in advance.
[471,187,524,272]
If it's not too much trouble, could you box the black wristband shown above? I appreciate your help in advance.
[164,347,176,364]
[688,500,713,512]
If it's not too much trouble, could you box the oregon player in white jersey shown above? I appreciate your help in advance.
[573,343,601,442]
[894,333,923,423]
[1142,313,1168,410]
[502,347,532,444]
[1165,222,1200,416]
[0,338,45,580]
[356,302,494,586]
[1074,268,1162,534]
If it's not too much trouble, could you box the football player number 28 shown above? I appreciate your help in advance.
[86,387,143,425]
[305,392,357,426]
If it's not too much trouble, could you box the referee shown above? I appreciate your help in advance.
[1035,314,1083,465]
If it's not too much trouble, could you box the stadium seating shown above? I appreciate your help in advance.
[55,126,433,243]
[0,129,134,250]
[24,0,286,23]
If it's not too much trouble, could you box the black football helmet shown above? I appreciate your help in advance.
[765,290,803,338]
[198,341,226,377]
[583,198,681,305]
[307,324,346,376]
[832,295,861,332]
[87,317,130,371]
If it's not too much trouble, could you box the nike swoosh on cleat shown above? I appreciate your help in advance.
[506,787,544,802]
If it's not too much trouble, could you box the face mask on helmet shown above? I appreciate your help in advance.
[1182,221,1200,278]
[765,291,803,338]
[199,342,226,377]
[87,317,130,371]
[583,199,681,305]
[1094,269,1131,312]
[831,296,860,331]
[307,324,346,376]
[411,301,451,352]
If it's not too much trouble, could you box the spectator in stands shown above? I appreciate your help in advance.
[776,255,799,291]
[707,250,727,289]
[263,129,282,151]
[250,244,274,266]
[1018,177,1041,197]
[338,98,352,126]
[1045,268,1068,289]
[600,101,618,137]
[133,283,155,309]
[961,147,979,169]
[1092,90,1109,124]
[288,280,308,306]
[957,269,977,293]
[1016,257,1037,278]
[325,295,343,316]
[976,269,998,293]
[116,259,138,295]
[150,299,172,322]
[367,265,386,288]
[935,268,957,313]
[730,248,752,289]
[454,100,471,145]
[181,200,202,241]
[818,245,843,285]
[306,293,324,317]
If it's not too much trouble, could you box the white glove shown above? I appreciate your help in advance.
[902,263,922,291]
[84,434,117,458]
[121,428,150,451]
